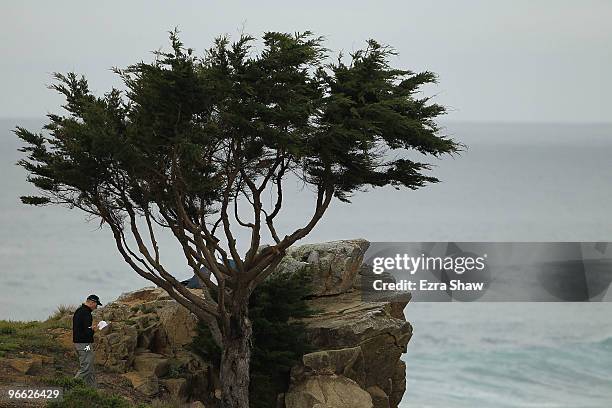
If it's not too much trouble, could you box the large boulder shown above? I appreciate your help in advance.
[285,375,373,408]
[282,240,411,408]
[133,352,169,377]
[274,239,370,296]
[291,291,411,407]
[300,347,366,387]
[161,377,189,401]
[93,286,215,404]
[93,287,201,372]
[121,371,159,396]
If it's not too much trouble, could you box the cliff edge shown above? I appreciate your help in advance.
[93,239,412,407]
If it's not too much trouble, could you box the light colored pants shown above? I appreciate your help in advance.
[74,343,96,387]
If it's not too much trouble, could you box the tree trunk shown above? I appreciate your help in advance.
[220,305,252,408]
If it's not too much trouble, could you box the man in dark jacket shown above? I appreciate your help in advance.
[72,294,102,386]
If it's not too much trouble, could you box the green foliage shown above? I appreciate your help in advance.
[42,375,85,390]
[189,317,222,368]
[43,377,136,408]
[15,29,459,218]
[44,376,129,407]
[249,270,316,408]
[190,270,315,408]
[139,304,156,314]
[164,360,184,379]
[47,385,131,408]
[53,304,76,316]
[0,343,17,357]
[0,320,65,355]
[0,321,17,335]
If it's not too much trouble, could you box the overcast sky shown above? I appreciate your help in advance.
[1,0,610,122]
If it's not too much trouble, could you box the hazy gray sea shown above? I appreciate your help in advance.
[1,119,612,407]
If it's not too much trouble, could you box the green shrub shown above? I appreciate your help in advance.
[249,270,316,408]
[189,322,221,368]
[140,304,155,314]
[0,319,63,355]
[43,376,133,408]
[0,321,17,335]
[41,319,72,330]
[48,304,76,321]
[42,376,85,390]
[164,360,185,379]
[47,385,131,408]
[190,269,316,408]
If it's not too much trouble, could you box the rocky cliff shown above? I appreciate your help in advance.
[93,239,412,408]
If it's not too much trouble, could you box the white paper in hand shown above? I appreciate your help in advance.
[97,320,108,330]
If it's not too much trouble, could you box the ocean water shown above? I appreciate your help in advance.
[1,119,612,406]
[403,303,612,407]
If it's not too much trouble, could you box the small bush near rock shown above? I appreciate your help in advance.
[48,304,76,321]
[48,385,131,408]
[189,323,222,368]
[165,360,187,379]
[42,375,85,389]
[140,304,156,314]
[190,269,316,408]
[249,269,317,408]
[0,322,19,356]
[0,322,17,335]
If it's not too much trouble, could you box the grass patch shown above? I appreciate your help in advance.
[0,323,17,335]
[43,319,72,330]
[0,319,67,355]
[44,376,135,407]
[0,341,18,357]
[48,304,76,321]
[43,376,132,407]
[140,397,186,408]
[48,385,131,408]
[42,375,85,390]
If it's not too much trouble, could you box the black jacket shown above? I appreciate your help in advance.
[72,304,94,343]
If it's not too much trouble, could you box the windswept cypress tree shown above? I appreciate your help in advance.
[15,29,460,407]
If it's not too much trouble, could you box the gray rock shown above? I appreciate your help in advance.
[300,346,365,387]
[274,239,370,296]
[301,291,411,405]
[285,375,373,408]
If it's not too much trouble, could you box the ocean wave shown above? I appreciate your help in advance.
[594,335,612,350]
[403,338,612,407]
